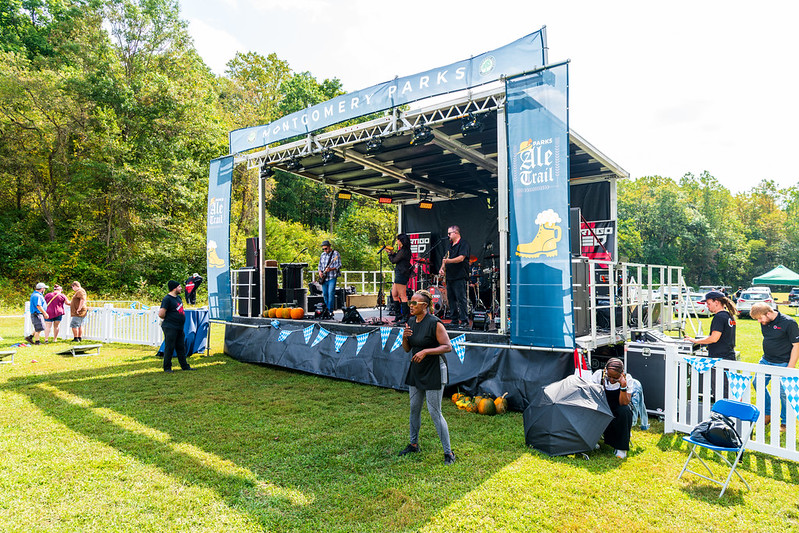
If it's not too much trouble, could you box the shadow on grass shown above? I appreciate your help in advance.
[3,354,526,531]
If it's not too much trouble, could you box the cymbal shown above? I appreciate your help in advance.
[484,254,500,259]
[469,256,478,263]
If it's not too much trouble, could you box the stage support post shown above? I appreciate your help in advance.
[258,164,266,318]
[497,105,509,335]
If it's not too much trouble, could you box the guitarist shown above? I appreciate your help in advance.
[438,226,470,329]
[317,240,342,316]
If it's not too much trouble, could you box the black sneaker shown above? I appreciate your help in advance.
[444,452,456,465]
[398,443,419,456]
[25,335,33,343]
[33,341,41,345]
[163,369,173,373]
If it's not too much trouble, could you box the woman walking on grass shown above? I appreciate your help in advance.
[398,290,456,465]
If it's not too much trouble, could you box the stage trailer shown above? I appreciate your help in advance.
[207,28,682,407]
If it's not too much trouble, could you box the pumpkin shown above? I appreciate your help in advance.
[494,392,509,414]
[290,307,305,319]
[467,400,480,413]
[451,392,464,404]
[455,396,472,410]
[477,398,496,416]
[281,307,293,319]
[261,310,270,318]
[267,308,278,318]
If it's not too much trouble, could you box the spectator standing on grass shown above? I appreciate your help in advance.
[25,282,49,345]
[685,290,738,399]
[43,285,68,343]
[750,302,799,430]
[68,281,88,342]
[399,290,456,465]
[158,280,192,373]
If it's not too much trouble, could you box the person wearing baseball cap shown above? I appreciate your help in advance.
[157,280,193,372]
[684,290,738,398]
[25,282,50,345]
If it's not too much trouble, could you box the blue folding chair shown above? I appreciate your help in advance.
[677,399,760,497]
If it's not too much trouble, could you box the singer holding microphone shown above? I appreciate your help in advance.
[388,234,412,325]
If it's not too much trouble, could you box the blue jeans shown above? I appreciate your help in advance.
[322,278,337,312]
[755,358,788,424]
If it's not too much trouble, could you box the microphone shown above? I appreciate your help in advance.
[377,245,387,255]
[290,247,308,263]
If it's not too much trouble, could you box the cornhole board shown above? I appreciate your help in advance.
[57,344,102,357]
[0,350,14,364]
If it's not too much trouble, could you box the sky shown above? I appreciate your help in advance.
[180,0,799,194]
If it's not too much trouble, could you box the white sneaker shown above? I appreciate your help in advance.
[614,449,627,459]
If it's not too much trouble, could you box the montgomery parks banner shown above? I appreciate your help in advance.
[505,62,574,349]
[228,28,547,154]
[207,156,234,320]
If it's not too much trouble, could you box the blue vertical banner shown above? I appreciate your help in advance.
[207,156,233,320]
[505,63,573,348]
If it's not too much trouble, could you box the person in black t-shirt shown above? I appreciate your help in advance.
[398,290,455,465]
[750,302,799,428]
[685,290,738,360]
[388,234,412,325]
[438,225,470,328]
[158,280,192,372]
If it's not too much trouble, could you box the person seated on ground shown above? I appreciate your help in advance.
[591,357,634,459]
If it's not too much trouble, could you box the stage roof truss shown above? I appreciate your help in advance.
[238,82,626,204]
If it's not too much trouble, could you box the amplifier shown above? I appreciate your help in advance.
[626,341,680,416]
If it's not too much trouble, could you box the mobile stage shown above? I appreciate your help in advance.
[208,28,691,408]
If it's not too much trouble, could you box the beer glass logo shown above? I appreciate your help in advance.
[516,209,562,258]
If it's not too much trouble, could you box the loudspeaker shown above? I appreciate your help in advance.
[246,237,259,268]
[264,267,279,306]
[342,306,365,324]
[570,207,581,257]
[280,263,307,289]
[471,309,491,331]
[335,288,346,310]
[284,288,307,311]
[572,258,589,337]
[237,270,260,317]
[307,295,325,313]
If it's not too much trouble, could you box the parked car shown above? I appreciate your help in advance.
[737,288,778,317]
[681,292,711,317]
[789,287,799,307]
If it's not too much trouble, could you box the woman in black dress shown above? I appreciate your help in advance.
[388,233,412,324]
[398,290,456,464]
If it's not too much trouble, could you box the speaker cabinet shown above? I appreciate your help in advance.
[237,269,260,317]
[573,258,589,337]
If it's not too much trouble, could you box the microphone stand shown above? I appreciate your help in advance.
[376,245,391,323]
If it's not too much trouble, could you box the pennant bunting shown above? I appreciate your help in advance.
[725,371,753,402]
[780,376,799,420]
[390,332,404,352]
[271,320,280,329]
[335,334,348,353]
[303,325,315,344]
[451,334,466,363]
[312,327,330,347]
[130,302,137,309]
[683,356,718,374]
[278,329,293,342]
[380,327,392,350]
[355,333,369,356]
[141,304,150,310]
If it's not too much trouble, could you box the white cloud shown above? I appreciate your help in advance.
[187,18,246,75]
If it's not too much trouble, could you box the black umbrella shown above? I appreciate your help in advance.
[523,375,614,456]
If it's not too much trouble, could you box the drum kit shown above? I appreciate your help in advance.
[411,250,500,324]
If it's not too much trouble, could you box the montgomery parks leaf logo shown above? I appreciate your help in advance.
[479,56,496,76]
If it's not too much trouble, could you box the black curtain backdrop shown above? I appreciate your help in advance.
[570,181,610,221]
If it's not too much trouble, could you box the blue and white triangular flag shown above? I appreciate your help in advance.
[380,327,392,350]
[278,329,293,342]
[725,371,752,402]
[130,302,137,309]
[271,320,280,329]
[312,327,330,347]
[451,334,466,363]
[390,332,404,352]
[141,304,150,310]
[683,356,718,374]
[780,376,799,419]
[355,332,370,356]
[303,325,315,344]
[335,334,348,353]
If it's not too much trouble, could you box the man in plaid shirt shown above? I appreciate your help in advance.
[318,240,342,315]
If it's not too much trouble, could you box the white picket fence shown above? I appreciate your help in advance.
[664,350,799,461]
[24,302,164,346]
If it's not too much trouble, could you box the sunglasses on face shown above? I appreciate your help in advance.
[408,301,428,307]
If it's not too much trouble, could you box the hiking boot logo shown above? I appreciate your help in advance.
[207,240,226,268]
[516,209,562,258]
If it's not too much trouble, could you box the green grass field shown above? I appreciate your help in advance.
[1,310,798,532]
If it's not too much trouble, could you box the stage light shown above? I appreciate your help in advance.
[259,164,274,179]
[461,113,484,135]
[418,200,433,210]
[365,137,383,154]
[410,126,434,146]
[338,190,353,200]
[321,150,335,164]
[285,158,302,171]
[378,195,393,204]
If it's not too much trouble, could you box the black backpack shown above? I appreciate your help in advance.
[690,412,742,448]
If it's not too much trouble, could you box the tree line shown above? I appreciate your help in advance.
[1,1,796,304]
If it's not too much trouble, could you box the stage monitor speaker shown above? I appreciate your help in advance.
[570,207,581,257]
[237,270,260,317]
[280,263,307,290]
[246,237,259,268]
[285,288,307,311]
[307,295,325,313]
[335,288,346,310]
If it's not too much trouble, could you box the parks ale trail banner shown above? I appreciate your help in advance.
[505,62,574,349]
[207,156,234,320]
